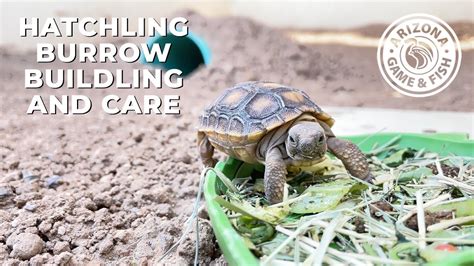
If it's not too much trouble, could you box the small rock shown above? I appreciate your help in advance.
[211,255,228,266]
[154,186,173,203]
[155,204,174,218]
[113,230,130,243]
[178,153,193,164]
[45,175,63,188]
[38,221,52,234]
[177,218,217,264]
[134,133,144,143]
[25,227,39,234]
[98,237,114,255]
[7,233,44,260]
[11,213,38,228]
[134,239,155,260]
[177,122,190,130]
[1,172,18,183]
[197,205,209,220]
[0,186,14,199]
[24,203,37,212]
[154,124,163,131]
[30,253,52,265]
[14,193,40,208]
[131,158,146,166]
[14,181,41,195]
[137,257,149,266]
[29,254,46,265]
[21,170,39,182]
[157,234,174,254]
[71,245,89,255]
[8,161,20,170]
[53,241,71,255]
[0,244,9,258]
[93,194,113,208]
[57,226,67,235]
[4,259,21,265]
[53,251,73,265]
[77,197,97,211]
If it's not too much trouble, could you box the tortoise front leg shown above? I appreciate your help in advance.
[265,147,287,204]
[198,132,217,167]
[327,137,373,181]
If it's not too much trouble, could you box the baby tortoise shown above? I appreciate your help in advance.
[198,81,373,203]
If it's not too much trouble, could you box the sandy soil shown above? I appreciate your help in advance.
[292,21,474,40]
[0,11,472,265]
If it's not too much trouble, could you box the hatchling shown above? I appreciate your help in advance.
[198,81,373,203]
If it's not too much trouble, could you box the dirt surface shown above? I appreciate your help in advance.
[0,11,472,265]
[293,21,474,40]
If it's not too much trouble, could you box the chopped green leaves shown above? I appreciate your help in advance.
[383,148,417,167]
[290,180,354,214]
[216,142,474,264]
[398,167,434,183]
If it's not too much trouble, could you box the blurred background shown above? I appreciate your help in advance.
[2,0,472,134]
[2,0,473,48]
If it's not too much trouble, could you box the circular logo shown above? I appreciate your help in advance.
[377,14,462,97]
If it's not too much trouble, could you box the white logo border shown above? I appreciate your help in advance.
[377,13,462,98]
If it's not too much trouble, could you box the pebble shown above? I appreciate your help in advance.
[113,230,130,243]
[134,133,144,143]
[155,203,174,218]
[53,241,71,255]
[134,239,155,260]
[0,244,8,258]
[24,203,37,212]
[8,161,20,170]
[93,194,113,208]
[38,221,52,234]
[98,237,114,255]
[54,251,73,265]
[57,226,67,235]
[21,170,39,182]
[0,186,14,199]
[45,175,63,188]
[178,153,193,164]
[78,197,97,211]
[25,227,39,234]
[29,253,51,265]
[7,233,44,260]
[1,172,18,183]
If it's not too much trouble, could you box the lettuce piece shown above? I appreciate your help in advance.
[428,199,474,217]
[290,179,354,214]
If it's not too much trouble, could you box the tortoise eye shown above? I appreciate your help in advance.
[318,135,325,143]
[289,136,296,143]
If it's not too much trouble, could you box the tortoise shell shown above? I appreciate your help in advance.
[198,82,334,161]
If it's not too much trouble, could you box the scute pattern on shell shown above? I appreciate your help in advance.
[199,81,334,147]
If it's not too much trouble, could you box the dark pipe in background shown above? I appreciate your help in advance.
[142,32,211,76]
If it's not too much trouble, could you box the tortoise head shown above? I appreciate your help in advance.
[285,122,327,162]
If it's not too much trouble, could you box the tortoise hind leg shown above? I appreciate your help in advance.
[326,137,373,182]
[198,132,217,167]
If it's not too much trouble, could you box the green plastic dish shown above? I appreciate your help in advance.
[204,133,474,266]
